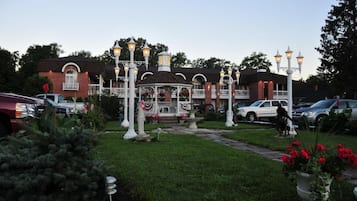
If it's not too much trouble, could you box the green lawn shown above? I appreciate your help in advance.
[95,131,354,201]
[223,127,357,152]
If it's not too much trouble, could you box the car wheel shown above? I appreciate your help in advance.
[247,112,256,122]
[315,115,327,126]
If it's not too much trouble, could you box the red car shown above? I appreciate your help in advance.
[0,93,43,136]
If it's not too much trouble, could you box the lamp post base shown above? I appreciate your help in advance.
[289,128,297,136]
[121,119,129,128]
[225,111,234,127]
[123,128,137,140]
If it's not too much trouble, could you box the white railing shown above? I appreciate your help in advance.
[63,82,79,90]
[273,90,288,100]
[88,85,250,100]
[192,89,205,99]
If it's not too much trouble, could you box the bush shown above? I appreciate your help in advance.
[81,96,105,132]
[97,95,122,120]
[319,110,350,133]
[204,112,224,121]
[345,120,357,135]
[0,108,107,201]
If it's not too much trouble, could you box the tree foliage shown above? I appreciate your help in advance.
[316,0,357,98]
[0,47,19,92]
[22,75,53,96]
[239,52,272,72]
[0,108,106,201]
[171,52,190,68]
[70,50,92,58]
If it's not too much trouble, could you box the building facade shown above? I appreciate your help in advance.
[38,56,303,117]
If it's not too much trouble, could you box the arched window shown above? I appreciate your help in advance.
[63,67,79,90]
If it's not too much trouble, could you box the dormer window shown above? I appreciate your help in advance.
[62,65,79,90]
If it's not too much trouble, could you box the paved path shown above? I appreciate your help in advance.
[160,126,357,185]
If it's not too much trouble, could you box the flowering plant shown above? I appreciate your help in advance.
[151,113,160,120]
[282,141,357,177]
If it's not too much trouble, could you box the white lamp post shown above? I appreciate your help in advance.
[220,67,240,127]
[274,47,303,136]
[112,38,151,139]
[113,41,129,127]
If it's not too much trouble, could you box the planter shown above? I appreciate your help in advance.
[296,171,333,201]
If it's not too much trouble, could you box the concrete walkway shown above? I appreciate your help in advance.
[160,126,357,185]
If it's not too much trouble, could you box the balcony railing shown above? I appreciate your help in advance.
[273,90,288,100]
[63,82,79,91]
[88,85,250,100]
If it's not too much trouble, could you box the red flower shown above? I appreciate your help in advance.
[318,157,326,164]
[315,144,326,152]
[42,83,49,93]
[301,149,309,160]
[289,150,299,159]
[291,141,302,147]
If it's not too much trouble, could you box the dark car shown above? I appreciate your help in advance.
[0,93,44,136]
[293,99,357,125]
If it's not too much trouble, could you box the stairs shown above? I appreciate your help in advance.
[158,116,180,126]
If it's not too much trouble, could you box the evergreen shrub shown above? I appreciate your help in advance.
[0,107,107,201]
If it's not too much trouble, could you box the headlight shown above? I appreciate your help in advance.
[303,112,315,117]
[15,103,36,118]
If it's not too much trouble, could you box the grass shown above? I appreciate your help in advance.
[95,131,354,201]
[104,121,168,131]
[223,127,357,152]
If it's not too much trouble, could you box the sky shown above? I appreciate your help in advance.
[0,0,337,79]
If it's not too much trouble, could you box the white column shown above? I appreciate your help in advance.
[287,58,296,135]
[123,50,137,139]
[121,69,129,127]
[225,78,234,127]
[176,86,180,115]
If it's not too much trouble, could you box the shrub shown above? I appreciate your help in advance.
[319,110,350,133]
[344,120,357,135]
[99,95,122,120]
[204,112,224,121]
[81,96,105,132]
[0,107,107,201]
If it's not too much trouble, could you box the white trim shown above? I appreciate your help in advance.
[61,62,81,73]
[140,72,153,80]
[192,73,207,82]
[175,73,186,80]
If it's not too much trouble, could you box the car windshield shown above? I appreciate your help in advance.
[310,99,335,109]
[250,100,263,107]
[46,98,58,106]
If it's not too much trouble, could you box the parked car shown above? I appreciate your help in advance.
[35,93,85,114]
[194,103,215,114]
[292,99,357,126]
[237,99,288,122]
[42,98,73,116]
[0,93,44,136]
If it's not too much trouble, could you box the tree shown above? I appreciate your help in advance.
[316,0,357,98]
[0,47,19,92]
[191,58,207,68]
[70,50,92,58]
[171,52,190,68]
[98,37,168,68]
[239,52,272,72]
[22,75,53,96]
[18,43,62,94]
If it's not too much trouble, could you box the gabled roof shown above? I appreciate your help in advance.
[38,56,105,73]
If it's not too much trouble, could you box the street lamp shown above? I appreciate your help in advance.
[112,37,151,139]
[274,47,303,136]
[220,66,240,127]
[113,41,129,128]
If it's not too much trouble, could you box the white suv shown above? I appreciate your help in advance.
[237,99,288,121]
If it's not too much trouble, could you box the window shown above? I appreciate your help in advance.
[280,101,288,106]
[272,101,279,106]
